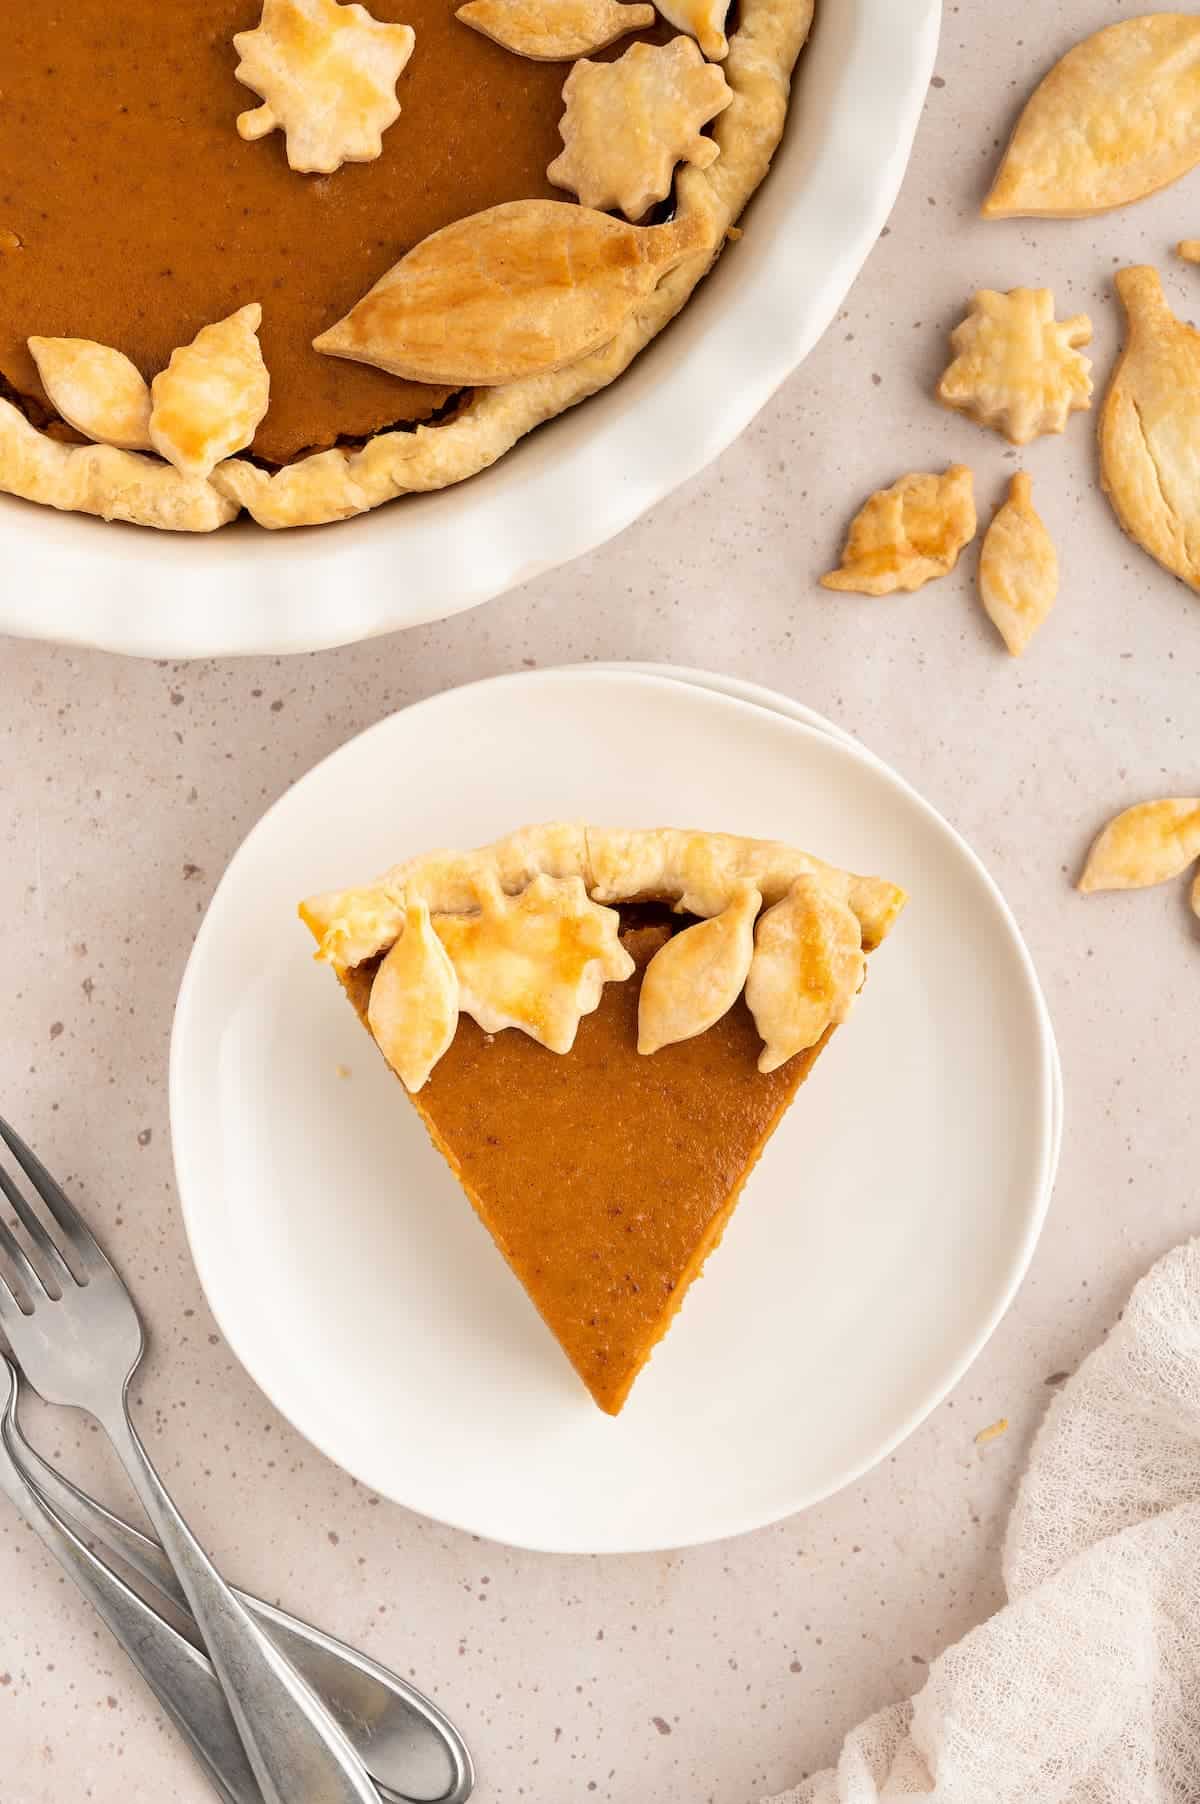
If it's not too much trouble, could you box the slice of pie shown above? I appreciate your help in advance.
[301,824,906,1414]
[0,0,815,534]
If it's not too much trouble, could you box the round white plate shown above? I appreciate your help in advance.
[170,666,1058,1553]
[1,0,941,659]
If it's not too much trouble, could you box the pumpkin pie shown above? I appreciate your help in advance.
[301,824,906,1414]
[0,0,815,534]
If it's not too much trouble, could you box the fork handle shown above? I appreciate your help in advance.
[100,1394,380,1804]
[0,1434,261,1804]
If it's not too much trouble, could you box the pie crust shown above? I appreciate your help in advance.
[301,820,907,1087]
[1,0,814,532]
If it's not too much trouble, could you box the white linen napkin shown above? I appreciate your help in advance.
[770,1239,1200,1804]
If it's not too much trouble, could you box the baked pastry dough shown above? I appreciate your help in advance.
[984,16,1200,220]
[314,203,709,385]
[149,306,270,481]
[656,0,731,60]
[27,338,153,453]
[1100,266,1200,595]
[301,822,907,1088]
[978,472,1057,657]
[1079,799,1200,894]
[821,466,977,596]
[937,289,1092,446]
[548,40,732,221]
[234,0,416,174]
[456,0,654,61]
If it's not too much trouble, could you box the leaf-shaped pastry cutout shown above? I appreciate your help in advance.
[656,0,730,60]
[1178,240,1200,265]
[367,900,460,1091]
[234,0,416,175]
[457,0,654,61]
[27,338,153,452]
[637,882,759,1055]
[978,473,1058,657]
[1079,799,1200,893]
[983,17,1200,220]
[937,289,1092,446]
[149,304,270,480]
[548,39,732,221]
[1100,266,1200,595]
[744,877,864,1075]
[435,873,634,1054]
[821,466,977,596]
[313,200,708,385]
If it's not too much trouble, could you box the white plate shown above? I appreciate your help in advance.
[170,666,1058,1553]
[1,0,941,660]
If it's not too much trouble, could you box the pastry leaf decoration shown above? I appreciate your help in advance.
[655,0,731,60]
[367,901,460,1092]
[821,466,977,596]
[314,199,709,385]
[234,0,415,175]
[1101,266,1200,595]
[433,873,635,1054]
[548,38,732,221]
[984,16,1200,220]
[978,472,1058,657]
[637,882,760,1054]
[1079,800,1200,894]
[27,337,153,452]
[937,289,1092,446]
[744,877,864,1075]
[456,0,654,61]
[149,305,271,480]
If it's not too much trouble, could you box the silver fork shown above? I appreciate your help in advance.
[3,1356,473,1804]
[0,1117,380,1804]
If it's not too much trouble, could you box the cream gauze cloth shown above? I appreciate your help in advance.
[770,1239,1200,1804]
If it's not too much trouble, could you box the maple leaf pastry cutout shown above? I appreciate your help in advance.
[937,288,1093,446]
[548,38,732,221]
[234,0,416,175]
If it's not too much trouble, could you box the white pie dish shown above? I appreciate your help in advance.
[169,664,1059,1553]
[0,0,940,659]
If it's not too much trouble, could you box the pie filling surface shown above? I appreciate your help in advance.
[2,1,579,462]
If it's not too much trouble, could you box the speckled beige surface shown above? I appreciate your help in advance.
[2,5,1199,1800]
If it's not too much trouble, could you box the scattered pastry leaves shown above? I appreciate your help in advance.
[457,0,654,61]
[548,38,732,221]
[1101,266,1200,594]
[1079,799,1200,896]
[978,472,1058,657]
[983,15,1200,219]
[149,305,270,480]
[314,199,708,385]
[655,0,731,60]
[27,337,152,452]
[1178,240,1200,265]
[938,288,1093,445]
[822,466,977,596]
[235,0,415,174]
